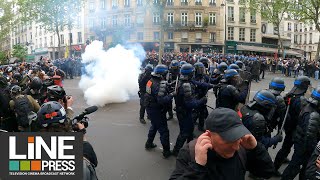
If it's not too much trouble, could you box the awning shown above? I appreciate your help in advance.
[73,45,82,51]
[237,45,303,57]
[262,34,291,41]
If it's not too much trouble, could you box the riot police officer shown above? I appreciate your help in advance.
[166,60,180,120]
[241,90,283,149]
[267,77,286,132]
[281,87,320,180]
[24,77,43,104]
[172,63,207,156]
[211,62,228,85]
[138,64,153,124]
[215,69,248,110]
[144,64,173,158]
[192,62,214,131]
[274,76,311,175]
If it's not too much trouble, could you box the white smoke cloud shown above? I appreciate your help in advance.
[79,41,145,106]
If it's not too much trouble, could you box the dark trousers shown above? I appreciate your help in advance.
[68,68,73,79]
[146,108,170,151]
[174,110,194,153]
[260,69,265,79]
[274,131,294,170]
[139,94,146,119]
[192,105,208,129]
[167,100,173,117]
[281,142,309,180]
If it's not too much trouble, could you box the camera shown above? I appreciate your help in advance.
[72,106,98,132]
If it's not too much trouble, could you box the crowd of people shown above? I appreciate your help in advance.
[138,53,320,179]
[0,59,98,179]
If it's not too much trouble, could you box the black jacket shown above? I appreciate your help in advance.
[306,141,320,180]
[170,140,274,180]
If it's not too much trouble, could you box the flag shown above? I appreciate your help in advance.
[64,43,69,58]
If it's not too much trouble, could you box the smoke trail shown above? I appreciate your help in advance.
[79,41,145,106]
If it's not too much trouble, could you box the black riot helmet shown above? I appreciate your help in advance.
[269,77,285,95]
[180,63,194,80]
[38,101,67,128]
[170,60,180,70]
[0,76,8,88]
[308,87,320,107]
[13,73,22,83]
[199,57,209,69]
[224,69,239,81]
[10,85,22,97]
[152,64,168,78]
[30,77,43,90]
[144,64,153,73]
[179,61,187,67]
[47,85,66,101]
[253,90,277,110]
[193,62,205,76]
[235,61,244,69]
[218,62,228,73]
[291,76,311,95]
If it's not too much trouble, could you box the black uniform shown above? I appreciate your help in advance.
[138,71,151,121]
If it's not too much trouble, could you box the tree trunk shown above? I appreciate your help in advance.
[55,25,61,58]
[277,32,284,59]
[315,35,320,61]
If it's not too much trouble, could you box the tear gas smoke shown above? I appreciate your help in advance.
[79,41,145,106]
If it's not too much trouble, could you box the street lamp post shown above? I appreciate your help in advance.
[221,1,227,56]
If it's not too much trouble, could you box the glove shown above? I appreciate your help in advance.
[138,91,141,98]
[274,134,283,143]
[200,97,208,105]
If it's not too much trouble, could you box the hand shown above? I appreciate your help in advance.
[66,95,74,107]
[316,159,320,169]
[76,122,85,130]
[240,134,257,150]
[195,131,213,166]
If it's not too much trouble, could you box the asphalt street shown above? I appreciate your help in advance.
[64,71,319,180]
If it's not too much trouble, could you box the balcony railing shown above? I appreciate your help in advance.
[209,2,216,6]
[181,2,188,5]
[167,2,173,6]
[164,21,208,30]
[181,38,188,42]
[195,38,202,43]
[195,2,202,5]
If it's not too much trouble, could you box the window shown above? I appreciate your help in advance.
[181,0,188,6]
[77,16,81,28]
[181,13,188,26]
[39,38,42,47]
[209,13,216,25]
[287,23,291,31]
[35,39,37,48]
[181,32,188,42]
[137,0,143,6]
[30,32,32,40]
[154,32,160,40]
[300,23,303,32]
[250,10,256,23]
[89,18,94,28]
[228,27,234,40]
[153,13,160,25]
[137,32,143,40]
[125,14,131,26]
[195,12,202,27]
[60,34,64,44]
[124,0,130,7]
[310,25,313,30]
[153,0,159,4]
[195,32,202,42]
[250,29,256,42]
[89,1,95,12]
[239,8,245,23]
[50,36,53,46]
[101,0,106,9]
[294,35,297,43]
[287,33,291,37]
[69,33,73,44]
[112,0,118,8]
[228,7,234,21]
[101,17,106,29]
[167,13,174,26]
[209,0,216,6]
[78,32,82,43]
[44,37,47,47]
[294,23,298,31]
[112,15,118,26]
[167,0,173,5]
[137,15,144,26]
[210,32,216,42]
[239,28,245,41]
[304,34,307,44]
[168,32,173,40]
[299,34,302,44]
[310,33,312,43]
[195,0,202,5]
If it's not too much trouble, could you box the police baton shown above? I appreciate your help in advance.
[206,105,214,109]
[273,97,291,149]
[174,76,179,94]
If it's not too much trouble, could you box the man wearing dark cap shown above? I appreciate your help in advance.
[170,108,274,180]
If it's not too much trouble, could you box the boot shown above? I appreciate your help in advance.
[139,118,146,124]
[163,150,172,158]
[145,142,157,150]
[172,148,179,157]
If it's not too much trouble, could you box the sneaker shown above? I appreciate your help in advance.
[163,150,172,158]
[139,118,146,124]
[145,142,157,150]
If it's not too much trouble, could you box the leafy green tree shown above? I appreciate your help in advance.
[18,0,84,59]
[12,44,27,61]
[0,51,7,64]
[246,0,290,58]
[293,0,320,60]
[0,0,14,41]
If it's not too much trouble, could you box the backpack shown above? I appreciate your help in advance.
[13,95,34,127]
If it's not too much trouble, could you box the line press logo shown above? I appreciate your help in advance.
[0,132,83,180]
